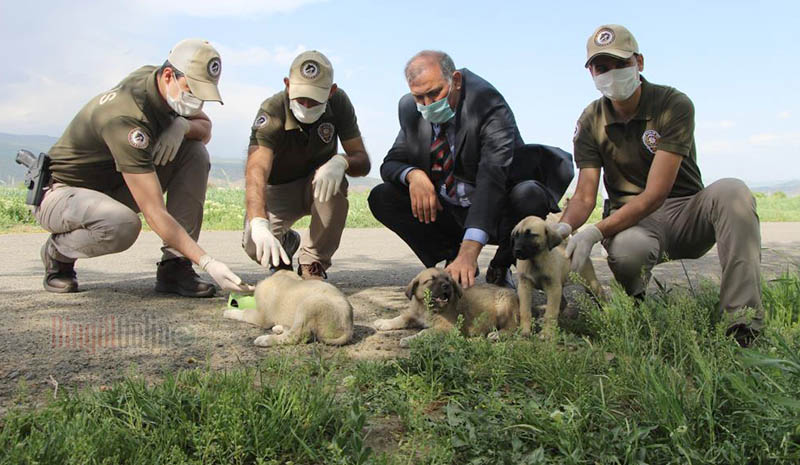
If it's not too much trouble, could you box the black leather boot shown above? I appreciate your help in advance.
[155,257,215,297]
[41,240,78,293]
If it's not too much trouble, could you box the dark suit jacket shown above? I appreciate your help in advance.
[380,68,572,233]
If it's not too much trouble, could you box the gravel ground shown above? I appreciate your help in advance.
[1,225,799,415]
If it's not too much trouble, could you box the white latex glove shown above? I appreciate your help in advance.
[153,116,190,166]
[553,222,573,240]
[565,224,603,272]
[249,217,290,268]
[312,154,349,203]
[198,255,254,292]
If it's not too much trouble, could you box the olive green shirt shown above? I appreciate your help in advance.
[573,78,704,208]
[49,66,174,191]
[249,88,361,185]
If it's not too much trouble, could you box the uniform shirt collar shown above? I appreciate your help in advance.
[602,76,654,126]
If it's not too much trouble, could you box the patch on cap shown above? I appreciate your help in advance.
[300,60,321,80]
[128,127,150,150]
[207,57,221,79]
[594,28,615,47]
[642,129,660,154]
[252,113,269,130]
[317,122,335,144]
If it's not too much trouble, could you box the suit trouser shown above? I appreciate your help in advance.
[242,174,348,270]
[34,140,210,263]
[603,178,763,330]
[368,180,556,269]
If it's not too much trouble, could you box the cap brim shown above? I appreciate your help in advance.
[585,49,635,67]
[288,83,330,103]
[186,76,223,104]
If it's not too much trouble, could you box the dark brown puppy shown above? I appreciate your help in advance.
[373,268,519,346]
[512,216,604,339]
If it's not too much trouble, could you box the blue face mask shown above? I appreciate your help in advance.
[416,85,455,124]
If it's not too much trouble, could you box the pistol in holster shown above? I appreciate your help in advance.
[15,149,52,206]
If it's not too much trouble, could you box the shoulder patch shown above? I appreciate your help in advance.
[642,129,660,154]
[594,28,615,47]
[128,127,150,149]
[300,60,320,80]
[317,122,335,144]
[573,121,581,142]
[252,113,270,130]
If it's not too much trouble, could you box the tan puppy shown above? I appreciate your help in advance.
[373,268,519,347]
[223,270,353,346]
[512,216,604,339]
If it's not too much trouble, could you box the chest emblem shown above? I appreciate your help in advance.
[594,28,615,46]
[317,122,335,144]
[252,113,269,129]
[128,127,150,150]
[642,129,660,154]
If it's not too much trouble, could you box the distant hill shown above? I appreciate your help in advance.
[1,132,381,191]
[751,180,800,196]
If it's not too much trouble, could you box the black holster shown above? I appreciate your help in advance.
[15,149,51,206]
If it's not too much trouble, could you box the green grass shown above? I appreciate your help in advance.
[3,186,800,233]
[3,273,800,464]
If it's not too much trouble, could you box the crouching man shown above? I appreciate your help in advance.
[36,39,250,296]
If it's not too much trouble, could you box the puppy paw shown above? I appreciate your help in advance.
[271,325,285,335]
[538,322,557,340]
[399,336,413,348]
[373,318,394,331]
[223,309,242,320]
[253,334,276,347]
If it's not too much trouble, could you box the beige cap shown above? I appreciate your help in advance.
[585,24,639,67]
[288,50,333,103]
[168,39,223,103]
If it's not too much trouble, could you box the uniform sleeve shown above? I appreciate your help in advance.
[249,109,284,150]
[573,111,603,169]
[332,89,361,141]
[655,92,695,157]
[100,116,155,174]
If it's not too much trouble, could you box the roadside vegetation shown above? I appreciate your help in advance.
[2,273,799,463]
[2,186,800,233]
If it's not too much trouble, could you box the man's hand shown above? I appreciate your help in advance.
[445,240,481,288]
[565,224,603,272]
[153,116,190,165]
[407,169,442,223]
[198,255,254,292]
[553,222,572,240]
[312,154,348,203]
[250,217,290,268]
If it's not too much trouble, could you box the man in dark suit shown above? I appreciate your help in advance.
[369,50,573,288]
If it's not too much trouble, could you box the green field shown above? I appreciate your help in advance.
[2,186,800,233]
[2,275,799,463]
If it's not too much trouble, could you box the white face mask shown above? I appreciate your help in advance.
[593,65,641,101]
[166,78,204,117]
[290,99,327,124]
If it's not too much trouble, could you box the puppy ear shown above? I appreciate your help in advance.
[449,274,464,299]
[405,277,419,300]
[545,224,564,250]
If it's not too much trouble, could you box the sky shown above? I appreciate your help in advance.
[1,0,798,185]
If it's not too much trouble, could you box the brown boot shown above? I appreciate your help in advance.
[298,261,327,280]
[155,257,216,297]
[41,239,78,293]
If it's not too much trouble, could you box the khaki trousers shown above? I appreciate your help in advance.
[34,140,210,262]
[242,175,348,270]
[603,178,763,329]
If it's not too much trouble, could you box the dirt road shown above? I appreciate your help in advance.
[1,225,799,414]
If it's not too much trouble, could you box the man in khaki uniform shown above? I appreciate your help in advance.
[556,25,763,346]
[243,50,370,279]
[36,39,251,297]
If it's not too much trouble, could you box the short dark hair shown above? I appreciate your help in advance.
[158,60,184,78]
[404,50,455,83]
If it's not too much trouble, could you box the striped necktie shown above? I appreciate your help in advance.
[430,124,455,196]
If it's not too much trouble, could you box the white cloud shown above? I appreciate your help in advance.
[698,120,736,129]
[747,131,800,146]
[133,0,326,17]
[215,44,307,68]
[778,111,791,120]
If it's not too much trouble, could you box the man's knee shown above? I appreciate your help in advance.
[181,140,211,173]
[100,207,142,253]
[606,228,660,285]
[368,182,403,222]
[508,181,552,219]
[707,178,756,218]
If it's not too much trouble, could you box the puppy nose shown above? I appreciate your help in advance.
[441,281,451,291]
